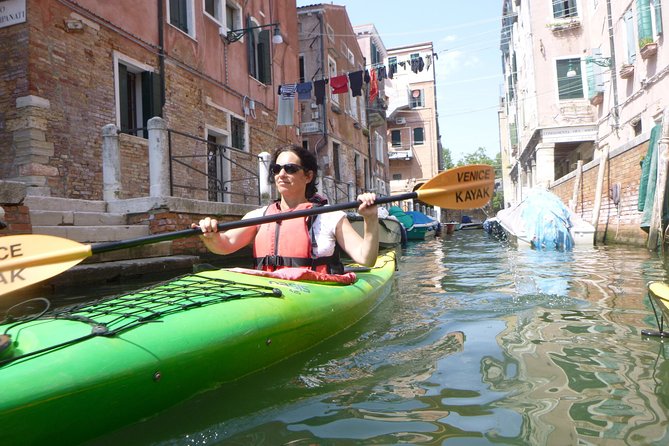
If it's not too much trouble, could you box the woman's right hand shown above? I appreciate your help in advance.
[192,217,219,237]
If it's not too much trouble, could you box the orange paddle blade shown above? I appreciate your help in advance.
[417,164,494,209]
[0,234,92,296]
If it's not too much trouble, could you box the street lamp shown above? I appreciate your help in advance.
[224,23,283,44]
[566,56,611,78]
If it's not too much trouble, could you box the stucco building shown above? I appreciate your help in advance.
[499,0,668,245]
[385,42,442,213]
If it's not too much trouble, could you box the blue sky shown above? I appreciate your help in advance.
[295,0,504,163]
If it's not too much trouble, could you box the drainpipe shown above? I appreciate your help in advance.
[158,0,166,112]
[605,0,619,130]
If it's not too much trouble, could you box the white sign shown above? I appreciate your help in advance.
[0,0,26,29]
[300,121,322,134]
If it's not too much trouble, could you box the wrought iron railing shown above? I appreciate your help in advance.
[167,129,262,205]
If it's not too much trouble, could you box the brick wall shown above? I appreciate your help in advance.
[550,141,649,246]
[0,205,32,235]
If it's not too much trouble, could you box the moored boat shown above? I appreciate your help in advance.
[347,209,406,248]
[405,210,441,240]
[0,252,396,445]
[496,189,595,250]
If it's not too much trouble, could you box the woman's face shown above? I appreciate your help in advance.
[273,151,314,199]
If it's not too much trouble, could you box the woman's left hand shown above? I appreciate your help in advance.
[357,192,377,219]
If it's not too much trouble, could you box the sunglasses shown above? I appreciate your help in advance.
[270,163,305,175]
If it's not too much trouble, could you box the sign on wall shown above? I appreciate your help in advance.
[0,0,26,29]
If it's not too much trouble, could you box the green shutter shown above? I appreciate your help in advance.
[637,0,653,44]
[258,29,271,84]
[509,122,517,148]
[246,16,256,76]
[655,0,663,35]
[141,71,163,137]
[118,63,129,131]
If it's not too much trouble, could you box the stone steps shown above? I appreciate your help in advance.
[25,196,169,262]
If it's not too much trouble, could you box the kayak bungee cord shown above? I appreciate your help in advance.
[0,274,282,367]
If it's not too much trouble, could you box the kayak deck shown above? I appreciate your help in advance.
[0,252,396,444]
[643,281,669,337]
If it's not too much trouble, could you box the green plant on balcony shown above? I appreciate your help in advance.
[638,37,653,49]
[638,37,658,59]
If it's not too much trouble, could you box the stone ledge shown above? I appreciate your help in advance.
[0,181,27,204]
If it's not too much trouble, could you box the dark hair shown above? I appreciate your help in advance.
[269,145,319,198]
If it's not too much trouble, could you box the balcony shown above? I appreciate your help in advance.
[388,146,413,161]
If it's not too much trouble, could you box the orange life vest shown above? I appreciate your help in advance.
[253,202,343,274]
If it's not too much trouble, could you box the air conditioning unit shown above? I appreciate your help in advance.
[395,117,406,125]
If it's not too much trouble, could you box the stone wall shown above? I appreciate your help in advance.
[551,139,650,246]
[0,181,31,235]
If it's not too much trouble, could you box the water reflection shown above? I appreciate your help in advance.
[88,232,669,445]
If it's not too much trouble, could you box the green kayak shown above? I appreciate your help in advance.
[0,252,396,445]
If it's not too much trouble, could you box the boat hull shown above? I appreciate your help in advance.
[348,215,404,248]
[0,253,396,444]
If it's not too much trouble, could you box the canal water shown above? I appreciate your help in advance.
[89,230,669,445]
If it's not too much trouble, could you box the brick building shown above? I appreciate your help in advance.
[1,0,301,253]
[296,4,373,202]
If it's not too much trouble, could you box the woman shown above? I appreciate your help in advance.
[193,146,379,272]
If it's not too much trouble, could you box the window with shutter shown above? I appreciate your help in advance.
[413,127,424,145]
[117,59,161,138]
[552,0,578,19]
[168,0,193,36]
[391,130,401,147]
[556,58,584,100]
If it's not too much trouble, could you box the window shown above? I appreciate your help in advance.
[302,140,309,150]
[392,173,402,181]
[168,0,194,36]
[413,127,424,145]
[204,0,222,23]
[349,88,358,120]
[225,1,242,33]
[206,128,231,202]
[410,89,424,108]
[371,42,381,65]
[116,57,162,137]
[328,57,338,105]
[375,131,384,162]
[332,142,341,181]
[299,55,305,83]
[553,0,578,19]
[556,58,584,100]
[637,0,663,47]
[230,116,245,150]
[326,24,334,42]
[391,129,401,147]
[624,8,637,64]
[247,18,272,84]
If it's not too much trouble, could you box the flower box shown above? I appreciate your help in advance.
[547,20,581,32]
[640,42,658,60]
[619,64,634,79]
[589,92,604,106]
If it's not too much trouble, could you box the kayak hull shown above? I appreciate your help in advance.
[0,252,396,445]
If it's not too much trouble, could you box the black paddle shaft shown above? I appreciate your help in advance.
[90,192,417,255]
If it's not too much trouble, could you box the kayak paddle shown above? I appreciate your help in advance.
[0,164,494,295]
